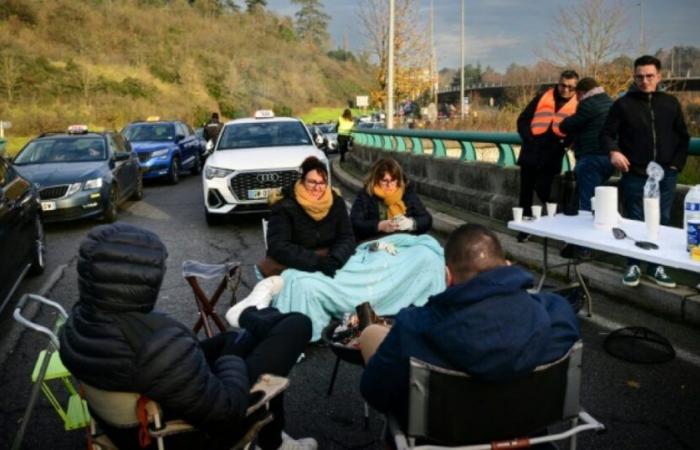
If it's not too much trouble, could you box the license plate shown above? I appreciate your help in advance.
[247,187,281,200]
[41,201,56,211]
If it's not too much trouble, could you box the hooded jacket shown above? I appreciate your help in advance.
[600,85,690,175]
[350,180,432,241]
[559,87,613,158]
[360,265,580,424]
[266,185,355,276]
[59,223,250,428]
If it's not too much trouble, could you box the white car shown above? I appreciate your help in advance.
[202,111,329,225]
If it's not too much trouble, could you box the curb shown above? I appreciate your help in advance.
[332,159,700,328]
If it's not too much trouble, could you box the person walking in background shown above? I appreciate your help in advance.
[601,55,690,288]
[337,108,354,163]
[516,70,579,242]
[204,112,224,144]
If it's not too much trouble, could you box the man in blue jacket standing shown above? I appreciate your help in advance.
[358,224,580,428]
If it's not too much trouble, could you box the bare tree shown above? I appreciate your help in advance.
[0,53,22,104]
[543,0,629,78]
[357,0,431,107]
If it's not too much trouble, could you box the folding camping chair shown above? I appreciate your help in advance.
[387,341,605,449]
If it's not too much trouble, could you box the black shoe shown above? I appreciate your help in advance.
[517,232,530,243]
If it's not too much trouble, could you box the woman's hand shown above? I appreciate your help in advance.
[378,220,399,233]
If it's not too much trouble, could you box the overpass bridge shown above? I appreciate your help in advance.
[437,76,700,105]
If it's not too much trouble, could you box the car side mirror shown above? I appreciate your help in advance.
[114,153,130,162]
[175,134,185,142]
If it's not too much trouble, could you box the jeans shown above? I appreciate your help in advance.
[621,169,678,272]
[575,154,615,211]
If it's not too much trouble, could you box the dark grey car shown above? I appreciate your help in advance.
[13,129,143,223]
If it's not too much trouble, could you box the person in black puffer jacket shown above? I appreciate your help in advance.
[59,223,315,450]
[258,156,355,278]
[350,157,432,242]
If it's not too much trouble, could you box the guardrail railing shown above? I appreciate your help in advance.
[352,128,700,173]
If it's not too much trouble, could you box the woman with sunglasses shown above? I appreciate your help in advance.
[350,157,432,242]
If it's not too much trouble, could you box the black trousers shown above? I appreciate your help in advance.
[200,308,311,450]
[518,164,557,217]
[338,135,351,162]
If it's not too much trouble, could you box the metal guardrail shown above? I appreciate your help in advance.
[352,128,700,173]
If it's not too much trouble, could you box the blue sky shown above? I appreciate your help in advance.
[265,0,700,72]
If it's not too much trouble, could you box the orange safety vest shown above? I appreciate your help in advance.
[530,88,578,138]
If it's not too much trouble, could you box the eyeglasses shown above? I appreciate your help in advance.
[634,74,657,81]
[304,179,327,188]
[379,178,398,186]
[558,83,576,90]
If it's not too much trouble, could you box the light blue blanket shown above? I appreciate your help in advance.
[272,234,446,341]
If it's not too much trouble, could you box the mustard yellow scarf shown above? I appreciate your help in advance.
[373,184,406,218]
[295,180,333,221]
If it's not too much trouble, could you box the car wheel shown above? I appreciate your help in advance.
[190,153,202,175]
[131,174,144,201]
[29,214,46,276]
[169,157,180,184]
[205,209,224,226]
[103,185,119,223]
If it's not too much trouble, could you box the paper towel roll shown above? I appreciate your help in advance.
[594,186,619,229]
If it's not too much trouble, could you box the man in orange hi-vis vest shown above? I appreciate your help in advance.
[515,70,579,242]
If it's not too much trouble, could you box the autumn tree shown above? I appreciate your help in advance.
[246,0,266,13]
[291,0,330,48]
[358,0,431,108]
[0,53,22,104]
[543,0,628,78]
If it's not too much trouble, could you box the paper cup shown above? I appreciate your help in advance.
[644,197,660,241]
[546,202,557,217]
[531,205,542,219]
[512,207,523,223]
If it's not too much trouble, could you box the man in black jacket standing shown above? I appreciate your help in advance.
[601,55,690,288]
[516,70,579,242]
[59,223,316,450]
[203,112,224,144]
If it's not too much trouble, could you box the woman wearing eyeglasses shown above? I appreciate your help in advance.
[258,156,355,279]
[350,157,432,242]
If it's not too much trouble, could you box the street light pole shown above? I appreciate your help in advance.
[638,1,645,54]
[387,0,395,129]
[460,0,465,121]
[430,0,437,105]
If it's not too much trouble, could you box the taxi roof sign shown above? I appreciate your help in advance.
[67,124,89,134]
[146,116,161,122]
[254,110,275,119]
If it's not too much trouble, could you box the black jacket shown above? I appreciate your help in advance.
[59,223,250,428]
[559,89,613,158]
[266,186,356,276]
[350,181,432,241]
[601,87,690,175]
[203,120,223,142]
[516,89,573,173]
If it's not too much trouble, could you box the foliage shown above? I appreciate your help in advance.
[327,49,356,62]
[246,0,266,13]
[291,0,330,48]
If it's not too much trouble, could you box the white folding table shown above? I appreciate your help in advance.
[508,211,700,316]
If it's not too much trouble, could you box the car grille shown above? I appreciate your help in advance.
[230,170,300,201]
[138,152,152,163]
[39,185,68,200]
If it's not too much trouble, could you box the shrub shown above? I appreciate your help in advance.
[148,64,181,84]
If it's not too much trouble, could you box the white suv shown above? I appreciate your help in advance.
[202,111,328,225]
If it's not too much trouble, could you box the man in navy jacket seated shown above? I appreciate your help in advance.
[358,223,580,427]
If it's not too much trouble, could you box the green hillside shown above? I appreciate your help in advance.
[0,0,376,135]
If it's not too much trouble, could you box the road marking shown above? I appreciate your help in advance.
[581,314,700,368]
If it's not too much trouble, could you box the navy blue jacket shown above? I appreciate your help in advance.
[360,265,580,423]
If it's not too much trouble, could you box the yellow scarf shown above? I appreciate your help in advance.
[294,180,333,221]
[373,184,406,218]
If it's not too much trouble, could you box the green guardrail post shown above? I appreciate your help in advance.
[411,137,423,155]
[497,143,517,167]
[460,141,476,161]
[396,136,407,152]
[561,152,572,172]
[383,135,394,151]
[432,139,447,158]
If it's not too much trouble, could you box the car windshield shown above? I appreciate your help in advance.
[14,137,106,164]
[123,123,175,142]
[317,124,337,133]
[217,121,311,150]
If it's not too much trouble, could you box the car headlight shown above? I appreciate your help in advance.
[66,182,82,197]
[83,177,103,190]
[152,149,169,158]
[205,166,233,180]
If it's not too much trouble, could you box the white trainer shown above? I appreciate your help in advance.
[277,432,318,450]
[225,276,284,327]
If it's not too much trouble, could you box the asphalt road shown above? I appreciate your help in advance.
[1,170,699,449]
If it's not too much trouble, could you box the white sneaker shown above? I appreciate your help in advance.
[225,276,284,327]
[277,432,318,450]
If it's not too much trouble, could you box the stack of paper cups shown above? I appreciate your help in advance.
[594,186,619,229]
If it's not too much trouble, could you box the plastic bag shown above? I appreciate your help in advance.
[643,162,665,199]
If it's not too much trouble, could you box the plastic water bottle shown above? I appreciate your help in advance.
[684,185,700,251]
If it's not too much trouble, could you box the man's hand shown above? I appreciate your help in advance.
[610,150,630,172]
[378,220,399,233]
